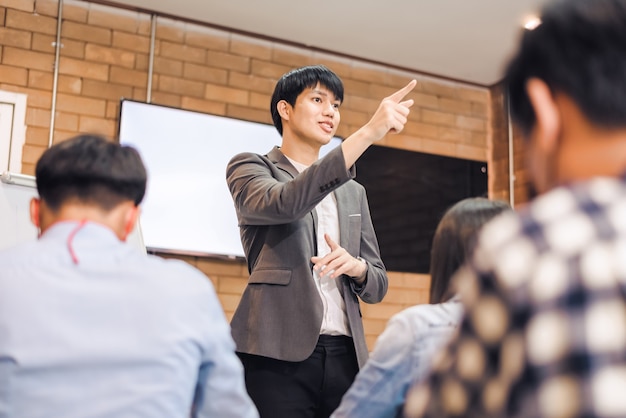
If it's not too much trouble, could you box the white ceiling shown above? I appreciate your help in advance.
[108,0,548,86]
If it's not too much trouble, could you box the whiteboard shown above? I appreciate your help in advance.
[118,100,341,258]
[0,172,146,253]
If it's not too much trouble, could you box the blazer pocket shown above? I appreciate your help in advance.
[248,269,292,286]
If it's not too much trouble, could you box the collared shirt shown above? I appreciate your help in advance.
[405,173,626,418]
[0,221,258,418]
[331,299,463,418]
[288,157,350,336]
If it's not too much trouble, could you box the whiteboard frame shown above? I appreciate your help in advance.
[118,99,341,259]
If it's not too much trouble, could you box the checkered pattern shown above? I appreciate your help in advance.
[405,174,626,418]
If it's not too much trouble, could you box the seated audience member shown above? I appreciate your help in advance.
[0,134,258,418]
[405,0,626,417]
[331,197,510,418]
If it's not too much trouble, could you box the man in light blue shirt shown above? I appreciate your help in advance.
[0,134,257,418]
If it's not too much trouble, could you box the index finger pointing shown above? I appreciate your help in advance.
[386,79,417,103]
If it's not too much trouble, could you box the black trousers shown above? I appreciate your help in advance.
[238,335,359,418]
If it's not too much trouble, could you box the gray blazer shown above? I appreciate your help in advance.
[226,145,388,367]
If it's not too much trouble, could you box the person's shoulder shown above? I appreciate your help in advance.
[0,240,42,266]
[392,302,462,331]
[137,253,215,294]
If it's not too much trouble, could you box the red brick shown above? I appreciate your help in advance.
[25,107,50,128]
[346,95,380,114]
[105,101,119,119]
[185,27,228,51]
[21,143,45,164]
[78,115,116,136]
[422,80,458,98]
[458,87,489,104]
[31,33,85,59]
[339,108,369,126]
[0,26,31,48]
[35,0,88,22]
[271,46,312,68]
[456,143,487,161]
[206,50,249,73]
[131,88,146,101]
[403,120,439,139]
[24,125,49,146]
[112,31,150,54]
[87,4,142,33]
[411,92,439,110]
[312,54,352,79]
[342,78,372,98]
[85,43,135,68]
[456,115,486,132]
[5,8,56,34]
[1,0,33,13]
[3,46,54,72]
[471,101,488,117]
[204,83,248,105]
[109,66,148,88]
[150,90,181,108]
[421,109,456,127]
[249,92,270,110]
[54,111,79,132]
[228,71,274,94]
[0,8,5,24]
[58,56,109,81]
[350,65,387,84]
[0,64,27,85]
[226,104,271,125]
[28,71,82,94]
[230,35,272,61]
[439,97,473,115]
[155,19,184,43]
[160,40,205,64]
[0,86,51,108]
[159,75,204,98]
[183,62,227,84]
[180,96,226,116]
[437,126,471,143]
[55,93,106,117]
[153,56,183,76]
[135,53,148,71]
[62,21,111,45]
[81,79,133,101]
[250,59,291,79]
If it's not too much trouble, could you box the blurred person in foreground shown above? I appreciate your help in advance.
[331,197,510,418]
[405,0,626,417]
[0,134,257,418]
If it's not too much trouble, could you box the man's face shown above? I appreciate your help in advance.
[283,83,341,148]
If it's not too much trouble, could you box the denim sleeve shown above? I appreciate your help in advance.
[331,311,420,418]
[191,281,259,418]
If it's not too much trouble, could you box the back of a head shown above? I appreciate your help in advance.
[36,134,147,212]
[270,65,344,135]
[506,0,626,136]
[428,197,511,304]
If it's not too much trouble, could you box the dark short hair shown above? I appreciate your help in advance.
[35,134,147,211]
[505,0,626,136]
[270,65,344,135]
[428,198,511,304]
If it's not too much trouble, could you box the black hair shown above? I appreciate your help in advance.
[428,197,511,304]
[35,134,147,212]
[270,65,344,135]
[505,0,626,136]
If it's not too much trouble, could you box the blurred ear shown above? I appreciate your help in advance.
[526,78,561,153]
[29,197,40,228]
[121,205,139,242]
[277,100,290,121]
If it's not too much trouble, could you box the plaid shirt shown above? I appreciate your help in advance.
[405,173,626,418]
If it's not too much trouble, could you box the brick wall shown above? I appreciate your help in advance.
[0,0,509,350]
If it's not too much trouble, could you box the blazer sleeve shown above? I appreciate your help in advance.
[226,146,354,226]
[350,186,388,304]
